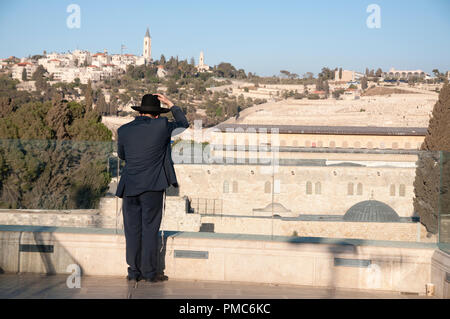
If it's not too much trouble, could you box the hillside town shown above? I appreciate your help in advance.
[0,0,450,301]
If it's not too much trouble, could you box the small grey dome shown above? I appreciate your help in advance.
[344,200,400,222]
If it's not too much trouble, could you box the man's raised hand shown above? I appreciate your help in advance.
[154,93,174,108]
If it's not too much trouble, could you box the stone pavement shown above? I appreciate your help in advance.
[0,273,434,299]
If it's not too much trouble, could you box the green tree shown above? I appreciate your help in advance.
[84,80,93,112]
[166,79,178,94]
[332,88,345,99]
[95,91,108,115]
[193,79,206,95]
[214,62,237,78]
[32,65,48,91]
[159,54,166,65]
[0,95,113,209]
[361,77,368,90]
[318,67,334,80]
[375,68,383,77]
[31,65,46,81]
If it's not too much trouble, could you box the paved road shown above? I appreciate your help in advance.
[0,273,433,299]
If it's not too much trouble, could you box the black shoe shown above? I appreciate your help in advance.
[126,274,142,282]
[156,274,169,282]
[143,276,158,283]
[144,274,168,283]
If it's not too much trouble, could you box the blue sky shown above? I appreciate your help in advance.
[0,0,449,76]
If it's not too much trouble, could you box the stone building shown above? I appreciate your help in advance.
[210,124,427,151]
[334,69,364,82]
[167,123,430,222]
[383,68,429,79]
[196,51,211,72]
[11,62,37,81]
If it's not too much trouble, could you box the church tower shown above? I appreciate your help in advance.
[196,51,210,72]
[143,27,151,62]
[199,51,205,67]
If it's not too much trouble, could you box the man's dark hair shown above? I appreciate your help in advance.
[140,111,160,117]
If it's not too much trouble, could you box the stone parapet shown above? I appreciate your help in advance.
[0,226,440,296]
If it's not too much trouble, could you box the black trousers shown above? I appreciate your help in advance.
[122,190,164,279]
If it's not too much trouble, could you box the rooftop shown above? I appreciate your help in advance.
[214,124,428,136]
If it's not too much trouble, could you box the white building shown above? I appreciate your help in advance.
[91,51,111,67]
[111,53,145,70]
[71,50,92,66]
[143,28,151,63]
[334,69,364,82]
[102,64,123,79]
[157,65,168,78]
[196,51,211,72]
[383,68,428,79]
[11,62,38,81]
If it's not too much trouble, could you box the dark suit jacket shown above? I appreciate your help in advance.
[115,106,189,198]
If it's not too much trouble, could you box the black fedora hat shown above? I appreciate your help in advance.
[131,94,171,114]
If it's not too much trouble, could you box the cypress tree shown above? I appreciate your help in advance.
[21,68,27,81]
[84,79,93,113]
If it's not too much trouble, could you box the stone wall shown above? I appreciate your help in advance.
[0,228,439,295]
[175,164,418,217]
[211,131,425,150]
[0,209,102,228]
[0,196,197,231]
[199,215,436,243]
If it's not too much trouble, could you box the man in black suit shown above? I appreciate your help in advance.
[115,93,189,282]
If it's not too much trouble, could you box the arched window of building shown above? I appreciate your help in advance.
[232,181,238,193]
[306,181,312,195]
[357,183,363,195]
[399,184,406,197]
[390,184,396,196]
[354,141,361,148]
[342,141,348,148]
[392,142,398,149]
[293,140,298,147]
[347,183,354,195]
[315,182,321,195]
[380,142,385,149]
[264,181,271,194]
[329,141,336,148]
[223,181,229,193]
